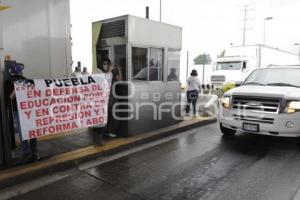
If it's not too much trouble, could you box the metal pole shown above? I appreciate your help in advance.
[146,6,149,19]
[202,64,205,83]
[263,19,266,45]
[186,51,189,80]
[242,6,247,46]
[159,0,162,22]
[298,46,300,64]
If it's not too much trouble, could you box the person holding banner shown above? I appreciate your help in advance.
[9,64,39,163]
[93,58,122,143]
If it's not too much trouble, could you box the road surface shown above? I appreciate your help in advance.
[5,122,300,200]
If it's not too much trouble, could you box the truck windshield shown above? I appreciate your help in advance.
[216,62,242,70]
[244,68,300,88]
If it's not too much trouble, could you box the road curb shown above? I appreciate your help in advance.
[0,117,217,190]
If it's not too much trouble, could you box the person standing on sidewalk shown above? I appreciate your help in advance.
[81,67,90,75]
[185,70,201,117]
[9,64,39,163]
[93,58,123,145]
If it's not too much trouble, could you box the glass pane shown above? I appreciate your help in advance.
[114,45,127,80]
[216,62,242,70]
[132,47,148,81]
[149,48,163,81]
[167,50,180,81]
[96,49,109,70]
[244,68,300,87]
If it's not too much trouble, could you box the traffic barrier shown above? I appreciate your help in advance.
[201,84,215,95]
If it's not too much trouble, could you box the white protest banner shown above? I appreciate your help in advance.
[14,74,112,140]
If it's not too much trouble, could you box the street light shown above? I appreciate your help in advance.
[294,43,300,64]
[263,17,273,45]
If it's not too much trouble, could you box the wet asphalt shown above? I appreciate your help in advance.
[8,123,300,200]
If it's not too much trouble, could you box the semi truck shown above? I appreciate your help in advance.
[210,44,299,88]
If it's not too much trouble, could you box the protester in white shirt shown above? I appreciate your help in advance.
[186,70,201,116]
[72,67,82,77]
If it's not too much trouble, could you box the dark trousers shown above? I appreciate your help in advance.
[95,98,117,138]
[185,90,199,115]
[13,110,38,157]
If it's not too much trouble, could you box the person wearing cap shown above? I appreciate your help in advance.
[186,69,201,116]
[9,64,39,163]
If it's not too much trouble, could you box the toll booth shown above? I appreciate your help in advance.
[92,15,182,136]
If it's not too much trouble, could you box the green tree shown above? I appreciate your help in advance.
[193,53,212,83]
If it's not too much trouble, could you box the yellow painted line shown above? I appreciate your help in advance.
[0,117,215,183]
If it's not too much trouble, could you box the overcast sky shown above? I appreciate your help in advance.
[70,0,300,80]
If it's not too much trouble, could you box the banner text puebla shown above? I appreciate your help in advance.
[14,74,112,140]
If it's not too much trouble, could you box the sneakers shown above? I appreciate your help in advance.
[107,133,117,138]
[32,154,40,161]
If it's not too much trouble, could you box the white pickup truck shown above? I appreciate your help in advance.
[219,65,300,137]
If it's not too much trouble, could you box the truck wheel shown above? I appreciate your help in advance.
[220,123,236,137]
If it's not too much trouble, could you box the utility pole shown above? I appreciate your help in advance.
[241,4,253,46]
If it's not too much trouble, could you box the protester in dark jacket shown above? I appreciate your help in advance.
[9,64,39,163]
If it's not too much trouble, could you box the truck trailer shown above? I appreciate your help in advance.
[0,0,72,79]
[0,0,72,167]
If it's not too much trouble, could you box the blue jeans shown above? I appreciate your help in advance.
[13,110,38,157]
[186,90,199,115]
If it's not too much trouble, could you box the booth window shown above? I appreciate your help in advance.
[114,45,127,80]
[132,47,148,81]
[149,48,163,81]
[132,47,163,81]
[167,50,180,81]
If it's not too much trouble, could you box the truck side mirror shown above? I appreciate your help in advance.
[235,81,243,87]
[242,62,247,70]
